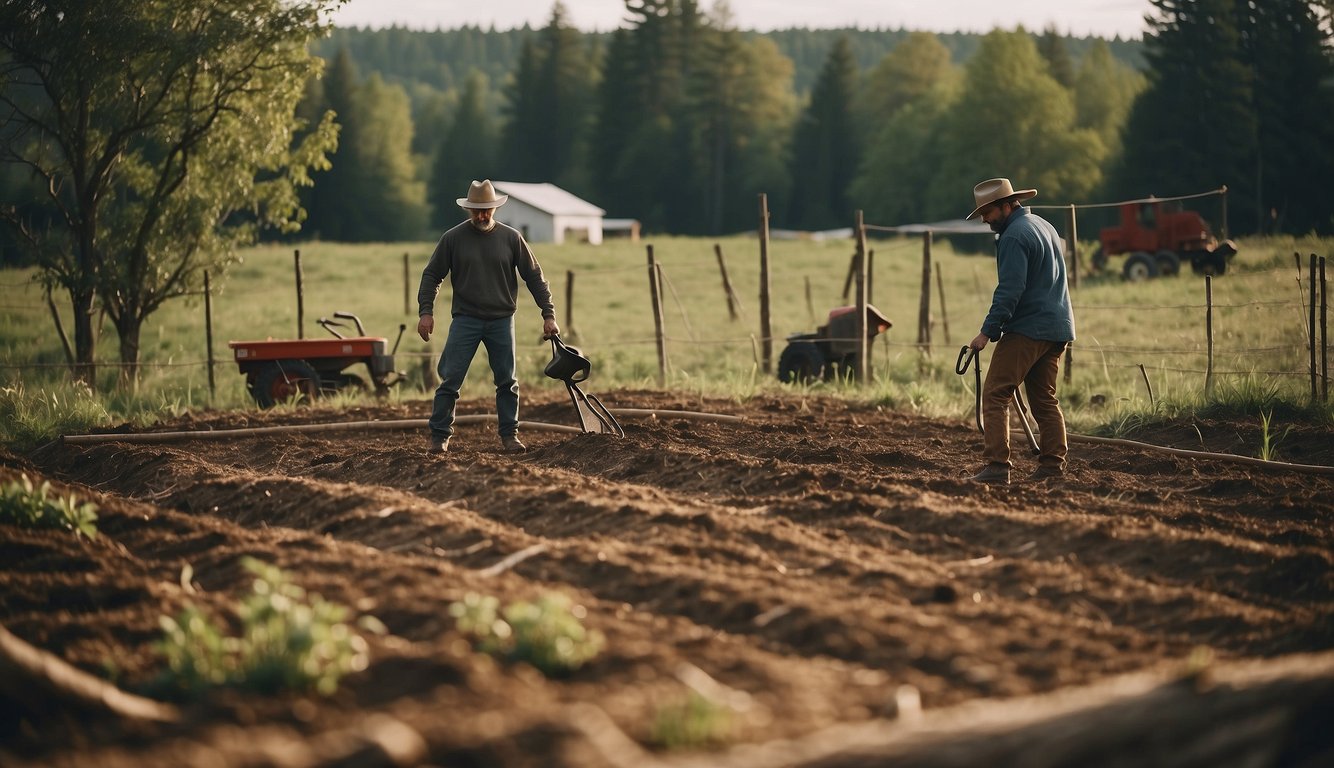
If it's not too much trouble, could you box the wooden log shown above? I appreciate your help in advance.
[0,623,178,722]
[650,651,1334,768]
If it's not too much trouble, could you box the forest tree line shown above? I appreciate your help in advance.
[295,0,1334,241]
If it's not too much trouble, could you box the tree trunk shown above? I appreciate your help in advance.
[115,314,142,388]
[69,288,97,387]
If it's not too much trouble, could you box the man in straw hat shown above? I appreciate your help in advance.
[417,180,560,454]
[964,178,1076,485]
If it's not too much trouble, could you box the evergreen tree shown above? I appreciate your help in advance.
[786,36,860,231]
[1037,26,1075,88]
[305,48,362,241]
[590,1,707,231]
[499,36,543,180]
[1238,0,1334,234]
[533,2,598,194]
[1114,0,1257,230]
[685,2,796,234]
[430,71,495,227]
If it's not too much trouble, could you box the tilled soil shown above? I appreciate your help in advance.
[2,389,1332,767]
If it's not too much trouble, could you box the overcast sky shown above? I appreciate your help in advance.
[329,0,1152,40]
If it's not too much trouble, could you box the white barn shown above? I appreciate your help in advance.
[492,181,606,245]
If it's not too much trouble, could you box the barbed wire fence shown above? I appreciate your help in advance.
[1,237,1328,407]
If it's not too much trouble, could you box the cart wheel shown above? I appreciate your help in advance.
[778,341,826,384]
[253,360,319,408]
[320,372,367,397]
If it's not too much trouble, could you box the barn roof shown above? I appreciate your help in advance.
[493,182,605,217]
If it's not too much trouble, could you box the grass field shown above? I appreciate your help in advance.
[2,230,1331,440]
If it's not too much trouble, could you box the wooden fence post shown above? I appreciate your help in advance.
[758,194,773,375]
[1220,184,1229,241]
[918,231,932,353]
[714,243,741,321]
[935,261,951,345]
[646,245,668,386]
[804,276,814,326]
[294,249,305,339]
[1321,255,1328,403]
[1206,275,1215,397]
[204,271,215,399]
[403,253,410,316]
[1068,204,1079,290]
[842,252,856,302]
[44,291,75,370]
[1311,254,1318,401]
[854,210,869,384]
[564,270,577,341]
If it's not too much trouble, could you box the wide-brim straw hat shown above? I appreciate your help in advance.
[966,178,1037,220]
[457,179,508,209]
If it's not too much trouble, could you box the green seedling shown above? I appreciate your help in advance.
[0,473,98,538]
[450,591,604,675]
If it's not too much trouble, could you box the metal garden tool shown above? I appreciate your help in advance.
[544,335,624,437]
[955,346,1039,455]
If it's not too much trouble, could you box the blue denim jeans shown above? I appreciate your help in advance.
[430,315,518,439]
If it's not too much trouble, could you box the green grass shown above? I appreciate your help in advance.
[2,233,1332,441]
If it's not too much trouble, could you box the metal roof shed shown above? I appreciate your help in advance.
[492,181,606,245]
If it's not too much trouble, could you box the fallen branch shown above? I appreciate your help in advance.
[0,623,178,723]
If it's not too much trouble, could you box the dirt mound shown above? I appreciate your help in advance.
[2,389,1332,766]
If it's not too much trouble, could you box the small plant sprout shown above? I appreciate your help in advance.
[156,557,385,697]
[0,473,98,538]
[650,692,733,749]
[449,591,604,675]
[1257,410,1291,462]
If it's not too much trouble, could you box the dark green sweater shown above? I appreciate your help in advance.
[417,220,555,321]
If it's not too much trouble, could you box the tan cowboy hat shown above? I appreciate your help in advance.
[457,179,508,209]
[966,178,1037,220]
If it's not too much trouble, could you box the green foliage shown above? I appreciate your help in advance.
[450,591,603,675]
[0,473,99,539]
[786,36,860,231]
[0,0,341,378]
[925,29,1107,217]
[156,558,385,697]
[649,692,733,750]
[0,381,112,451]
[857,31,957,133]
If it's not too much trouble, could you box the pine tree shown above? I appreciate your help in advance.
[1115,0,1257,230]
[431,71,495,226]
[1238,0,1334,234]
[499,37,543,181]
[306,48,362,241]
[1037,26,1075,89]
[786,36,860,231]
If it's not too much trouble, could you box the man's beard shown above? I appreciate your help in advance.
[988,219,1004,234]
[471,218,496,232]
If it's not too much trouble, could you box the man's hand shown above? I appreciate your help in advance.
[543,318,560,339]
[417,314,434,342]
[969,332,990,352]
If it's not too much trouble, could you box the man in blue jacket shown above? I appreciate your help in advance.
[417,180,560,454]
[965,178,1076,485]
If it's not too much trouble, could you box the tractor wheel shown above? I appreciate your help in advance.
[1154,250,1182,276]
[252,359,319,408]
[778,341,826,384]
[1123,251,1159,282]
[320,372,367,397]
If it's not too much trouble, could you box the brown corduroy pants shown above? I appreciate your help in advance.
[981,333,1069,468]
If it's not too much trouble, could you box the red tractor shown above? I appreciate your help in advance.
[229,312,406,408]
[1091,199,1237,281]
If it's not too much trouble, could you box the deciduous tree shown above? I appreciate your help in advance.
[0,0,339,383]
